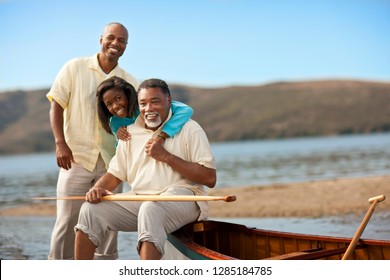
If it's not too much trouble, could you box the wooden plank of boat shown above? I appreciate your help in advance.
[168,220,390,260]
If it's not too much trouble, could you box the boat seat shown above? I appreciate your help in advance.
[264,246,354,260]
[265,251,312,260]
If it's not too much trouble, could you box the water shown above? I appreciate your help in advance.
[213,133,390,187]
[1,133,390,259]
[1,133,389,209]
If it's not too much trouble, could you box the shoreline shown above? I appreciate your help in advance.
[1,175,389,218]
[209,175,390,218]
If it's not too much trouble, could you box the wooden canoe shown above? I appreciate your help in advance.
[168,220,390,260]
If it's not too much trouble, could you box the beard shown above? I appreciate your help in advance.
[144,112,162,128]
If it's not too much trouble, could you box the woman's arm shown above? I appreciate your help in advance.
[161,100,193,138]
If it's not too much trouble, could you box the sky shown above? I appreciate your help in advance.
[0,0,389,92]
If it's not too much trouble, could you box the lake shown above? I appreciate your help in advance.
[1,133,389,259]
[1,132,390,209]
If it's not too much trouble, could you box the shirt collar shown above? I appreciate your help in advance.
[89,53,120,76]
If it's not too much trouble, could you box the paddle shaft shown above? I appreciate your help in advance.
[342,194,386,260]
[32,194,236,203]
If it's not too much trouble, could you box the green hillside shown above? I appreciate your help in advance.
[0,80,389,155]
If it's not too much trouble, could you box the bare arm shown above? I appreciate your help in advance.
[86,172,122,203]
[50,100,74,170]
[145,139,216,188]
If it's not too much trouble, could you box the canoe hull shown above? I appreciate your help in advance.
[168,220,390,260]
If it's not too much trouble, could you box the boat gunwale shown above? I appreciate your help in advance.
[195,220,390,246]
[169,220,390,260]
[250,226,390,246]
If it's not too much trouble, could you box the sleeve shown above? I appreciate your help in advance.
[107,140,129,182]
[110,116,137,146]
[46,60,74,108]
[184,121,216,170]
[162,100,193,138]
[189,130,216,170]
[109,116,122,137]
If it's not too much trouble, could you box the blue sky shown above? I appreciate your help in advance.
[1,0,389,91]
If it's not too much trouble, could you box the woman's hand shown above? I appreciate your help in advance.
[117,126,131,141]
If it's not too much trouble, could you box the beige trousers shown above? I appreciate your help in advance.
[48,155,122,260]
[75,187,200,258]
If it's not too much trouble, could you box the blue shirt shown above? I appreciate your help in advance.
[109,100,193,145]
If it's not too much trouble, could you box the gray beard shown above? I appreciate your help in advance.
[145,115,162,128]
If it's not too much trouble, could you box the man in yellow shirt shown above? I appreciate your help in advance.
[74,79,217,260]
[46,22,138,260]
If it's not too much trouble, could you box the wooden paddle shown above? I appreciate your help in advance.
[342,194,386,260]
[32,194,237,202]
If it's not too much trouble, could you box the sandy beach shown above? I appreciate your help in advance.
[1,175,389,260]
[208,175,389,218]
[1,175,389,218]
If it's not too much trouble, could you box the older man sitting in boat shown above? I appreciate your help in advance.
[74,78,217,260]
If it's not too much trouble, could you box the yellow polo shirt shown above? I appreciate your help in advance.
[47,54,139,171]
[108,110,216,220]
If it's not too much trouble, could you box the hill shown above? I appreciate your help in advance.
[0,80,390,155]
